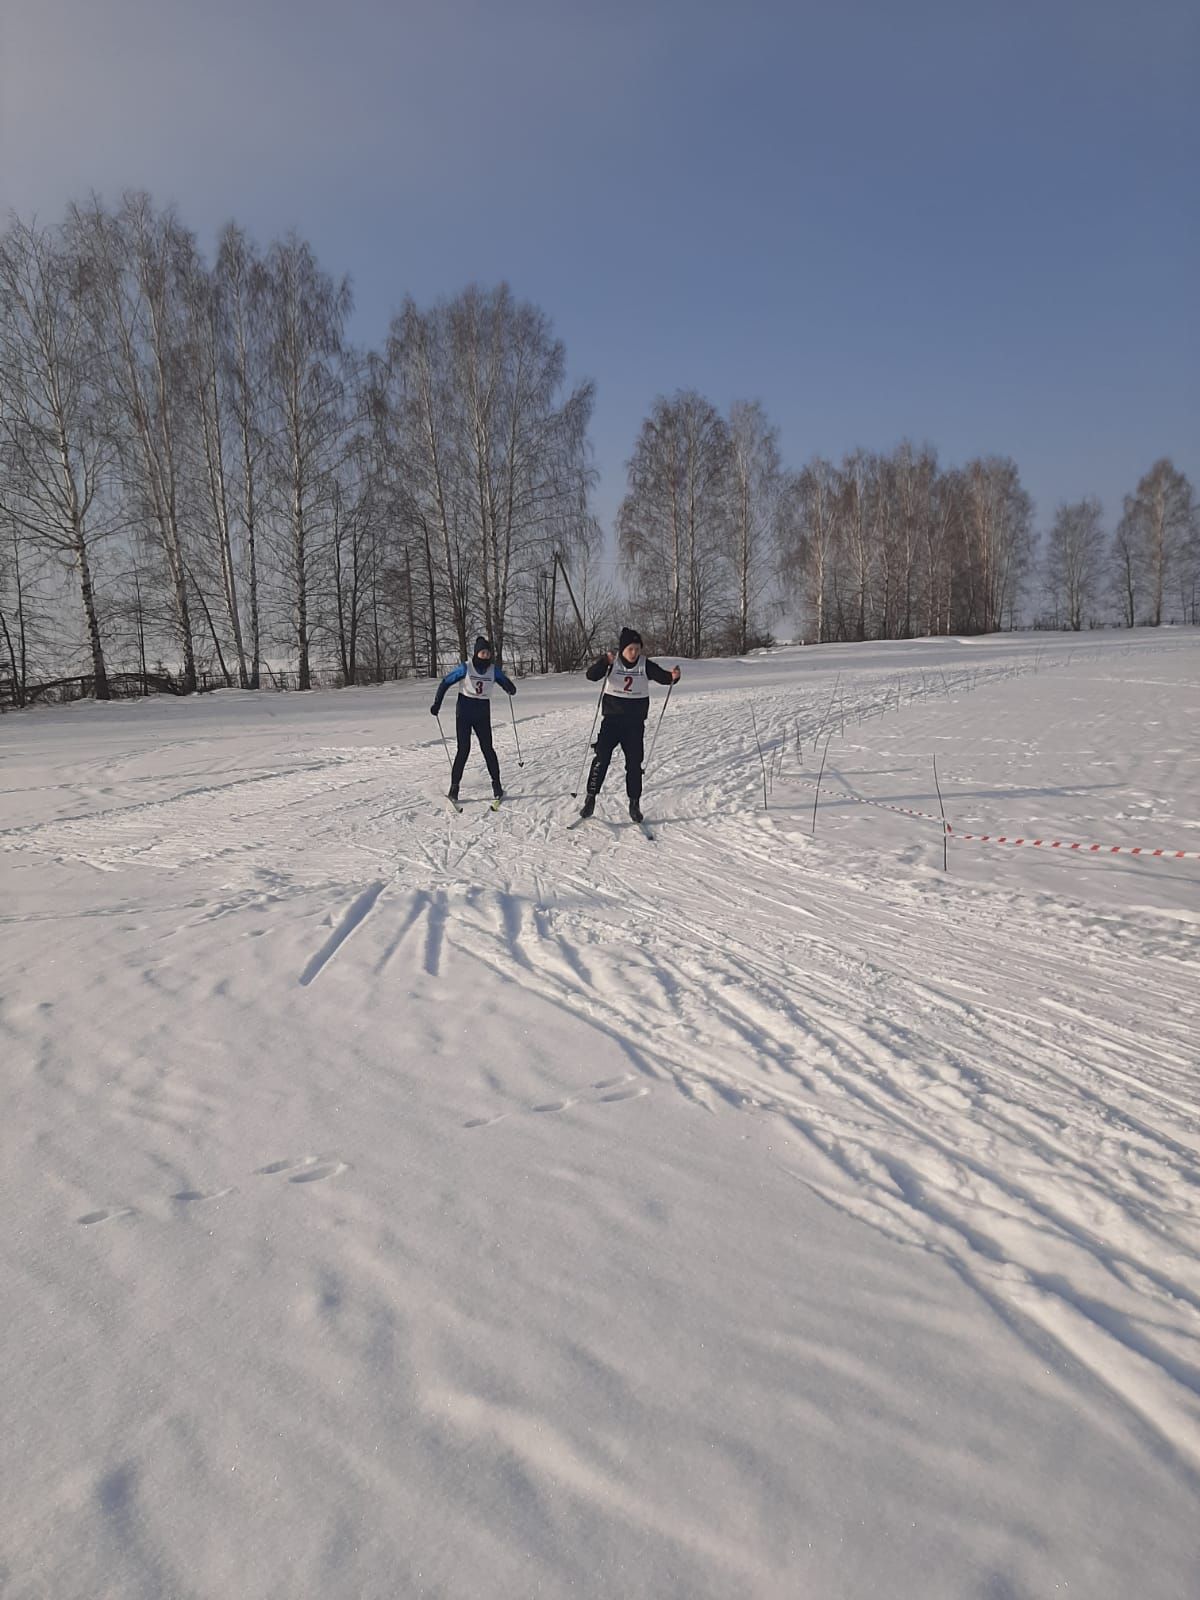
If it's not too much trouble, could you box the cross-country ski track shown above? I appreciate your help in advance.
[2,629,1198,1599]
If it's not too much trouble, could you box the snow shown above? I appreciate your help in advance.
[2,628,1198,1599]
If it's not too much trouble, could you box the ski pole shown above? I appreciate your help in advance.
[645,679,674,774]
[571,675,607,798]
[435,709,454,771]
[508,693,524,767]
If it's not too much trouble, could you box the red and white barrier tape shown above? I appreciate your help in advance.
[784,777,1200,860]
[836,789,944,826]
[791,777,945,826]
[944,827,1200,859]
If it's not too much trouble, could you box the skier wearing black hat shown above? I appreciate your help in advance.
[579,628,680,823]
[431,636,516,804]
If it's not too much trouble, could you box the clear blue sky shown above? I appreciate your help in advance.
[4,0,1197,544]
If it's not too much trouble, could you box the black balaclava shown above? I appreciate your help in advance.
[618,627,643,662]
[472,635,495,674]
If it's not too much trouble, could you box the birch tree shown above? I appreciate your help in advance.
[329,417,389,686]
[958,456,1033,633]
[216,224,268,686]
[71,193,199,691]
[618,391,731,654]
[383,286,594,666]
[781,457,839,643]
[924,468,960,635]
[258,234,352,689]
[838,450,879,641]
[0,511,33,703]
[180,248,248,685]
[1117,459,1195,626]
[384,298,469,664]
[1109,513,1143,627]
[890,442,938,638]
[0,218,116,695]
[1043,497,1105,630]
[725,400,782,652]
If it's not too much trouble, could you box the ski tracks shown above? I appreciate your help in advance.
[22,656,1198,1475]
[374,752,1200,1479]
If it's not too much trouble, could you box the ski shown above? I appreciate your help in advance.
[566,812,653,840]
[445,796,463,815]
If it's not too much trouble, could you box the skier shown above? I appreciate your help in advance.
[431,636,516,805]
[579,627,680,823]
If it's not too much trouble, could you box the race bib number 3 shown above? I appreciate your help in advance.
[464,664,495,698]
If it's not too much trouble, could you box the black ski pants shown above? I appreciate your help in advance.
[451,702,501,790]
[587,715,644,802]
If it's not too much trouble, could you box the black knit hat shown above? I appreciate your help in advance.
[473,636,493,657]
[618,627,643,651]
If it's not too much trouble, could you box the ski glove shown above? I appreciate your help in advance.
[430,703,441,716]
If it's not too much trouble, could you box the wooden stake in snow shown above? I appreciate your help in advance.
[933,753,949,872]
[749,703,769,809]
[811,730,833,836]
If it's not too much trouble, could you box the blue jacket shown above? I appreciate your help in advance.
[432,662,516,717]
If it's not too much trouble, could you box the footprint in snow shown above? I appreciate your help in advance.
[77,1158,345,1228]
[463,1078,649,1128]
[591,1073,648,1104]
[257,1156,348,1184]
[77,1207,136,1226]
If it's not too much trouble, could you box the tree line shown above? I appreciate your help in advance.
[1,195,1195,707]
[620,401,1197,651]
[0,196,601,705]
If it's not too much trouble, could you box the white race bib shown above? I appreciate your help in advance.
[462,663,496,699]
[606,657,649,699]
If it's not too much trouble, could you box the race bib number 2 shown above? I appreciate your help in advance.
[609,663,648,698]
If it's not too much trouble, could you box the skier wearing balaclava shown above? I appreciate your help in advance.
[579,627,680,823]
[431,636,516,802]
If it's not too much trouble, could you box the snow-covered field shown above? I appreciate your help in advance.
[2,629,1198,1600]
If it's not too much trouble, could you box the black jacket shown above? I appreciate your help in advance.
[586,652,675,722]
